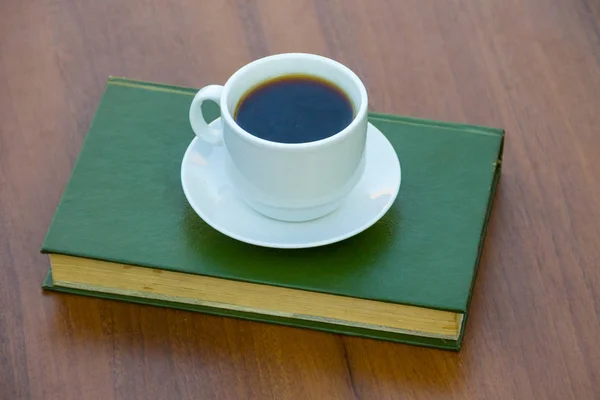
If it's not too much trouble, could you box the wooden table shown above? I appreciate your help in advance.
[2,0,599,398]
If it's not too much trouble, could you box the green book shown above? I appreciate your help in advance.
[41,77,504,351]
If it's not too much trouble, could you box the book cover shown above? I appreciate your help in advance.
[41,77,504,350]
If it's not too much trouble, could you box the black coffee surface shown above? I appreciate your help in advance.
[234,74,354,144]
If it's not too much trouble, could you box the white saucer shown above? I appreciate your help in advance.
[181,120,401,248]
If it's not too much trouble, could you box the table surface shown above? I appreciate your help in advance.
[2,0,599,399]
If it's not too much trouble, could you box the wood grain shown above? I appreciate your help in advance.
[1,0,599,398]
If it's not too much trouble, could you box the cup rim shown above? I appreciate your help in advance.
[220,53,368,150]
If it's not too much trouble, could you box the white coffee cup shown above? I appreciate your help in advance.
[189,53,368,222]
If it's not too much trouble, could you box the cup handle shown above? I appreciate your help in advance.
[189,85,224,145]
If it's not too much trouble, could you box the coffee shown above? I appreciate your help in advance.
[234,74,354,144]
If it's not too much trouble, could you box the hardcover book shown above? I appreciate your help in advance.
[41,77,504,351]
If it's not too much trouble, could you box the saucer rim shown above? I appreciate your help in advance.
[181,120,401,249]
